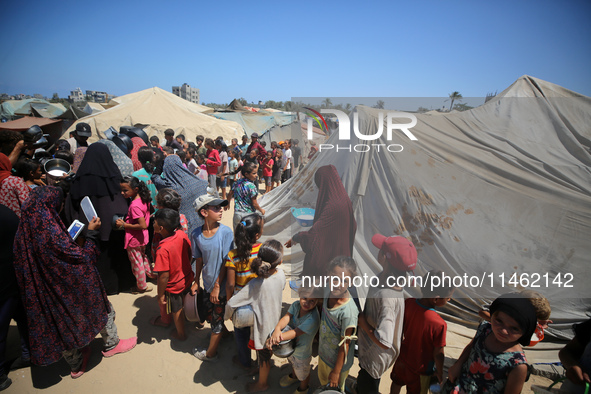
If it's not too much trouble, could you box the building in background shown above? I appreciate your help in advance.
[172,83,200,104]
[86,90,109,103]
[69,87,84,102]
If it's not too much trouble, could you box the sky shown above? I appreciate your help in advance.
[0,0,589,105]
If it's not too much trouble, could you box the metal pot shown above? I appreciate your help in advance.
[112,133,133,155]
[184,291,205,323]
[270,325,296,358]
[44,158,71,185]
[111,214,126,231]
[121,126,149,146]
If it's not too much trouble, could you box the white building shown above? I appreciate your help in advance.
[172,83,200,104]
[69,87,84,102]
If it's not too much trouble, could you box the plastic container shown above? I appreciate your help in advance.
[81,196,97,223]
[291,207,315,227]
[232,305,254,328]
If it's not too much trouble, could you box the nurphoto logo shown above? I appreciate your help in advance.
[304,107,418,153]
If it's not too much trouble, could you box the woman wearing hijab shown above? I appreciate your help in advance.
[95,139,134,178]
[285,164,357,279]
[0,153,30,218]
[13,187,136,378]
[130,136,147,172]
[66,143,134,294]
[151,154,208,235]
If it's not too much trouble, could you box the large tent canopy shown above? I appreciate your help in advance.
[260,75,591,339]
[66,87,243,143]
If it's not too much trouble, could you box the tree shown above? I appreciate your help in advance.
[344,103,352,113]
[52,93,59,100]
[374,100,385,109]
[322,98,332,108]
[238,97,247,106]
[447,91,463,112]
[453,103,474,112]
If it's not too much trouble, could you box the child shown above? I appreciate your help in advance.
[205,138,221,196]
[150,208,194,340]
[318,256,359,391]
[391,270,453,394]
[176,150,187,168]
[116,176,155,293]
[225,213,264,370]
[190,194,233,362]
[479,289,552,346]
[186,148,198,175]
[226,240,286,393]
[261,151,274,193]
[443,294,537,394]
[16,158,44,189]
[269,286,320,394]
[357,235,416,394]
[195,154,208,182]
[132,146,157,208]
[150,135,162,151]
[215,139,228,200]
[272,150,283,190]
[151,188,188,257]
[559,319,591,393]
[227,150,239,188]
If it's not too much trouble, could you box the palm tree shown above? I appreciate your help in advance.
[322,98,333,108]
[375,100,385,109]
[447,91,463,111]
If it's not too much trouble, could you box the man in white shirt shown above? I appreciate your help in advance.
[282,139,292,182]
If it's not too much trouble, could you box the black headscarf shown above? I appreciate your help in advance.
[489,294,537,346]
[69,143,122,201]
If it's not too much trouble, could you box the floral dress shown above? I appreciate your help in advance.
[443,322,527,394]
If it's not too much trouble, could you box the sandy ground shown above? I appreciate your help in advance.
[5,195,555,393]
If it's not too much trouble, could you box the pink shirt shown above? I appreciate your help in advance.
[124,198,150,249]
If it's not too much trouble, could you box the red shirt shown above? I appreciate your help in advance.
[154,230,195,294]
[398,298,447,375]
[247,141,267,164]
[262,158,273,177]
[206,149,221,175]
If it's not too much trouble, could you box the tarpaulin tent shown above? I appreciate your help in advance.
[0,116,63,145]
[83,102,105,115]
[1,99,66,120]
[259,75,591,339]
[65,87,243,143]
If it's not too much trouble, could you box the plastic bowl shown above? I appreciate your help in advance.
[291,207,315,227]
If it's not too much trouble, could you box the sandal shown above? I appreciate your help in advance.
[150,315,171,328]
[131,285,153,294]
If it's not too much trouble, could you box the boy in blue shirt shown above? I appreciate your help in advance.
[268,286,321,394]
[190,194,234,362]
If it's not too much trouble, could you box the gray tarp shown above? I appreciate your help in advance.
[259,75,591,339]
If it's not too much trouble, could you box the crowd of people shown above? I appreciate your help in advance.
[0,125,589,393]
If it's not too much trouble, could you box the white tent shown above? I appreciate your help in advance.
[260,75,591,338]
[66,87,241,143]
[83,102,105,115]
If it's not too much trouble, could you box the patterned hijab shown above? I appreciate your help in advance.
[13,186,109,365]
[95,139,134,177]
[130,136,147,172]
[72,147,88,174]
[161,155,208,234]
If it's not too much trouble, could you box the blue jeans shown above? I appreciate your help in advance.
[234,326,251,368]
[0,295,30,375]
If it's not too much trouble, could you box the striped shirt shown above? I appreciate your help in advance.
[224,243,261,292]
